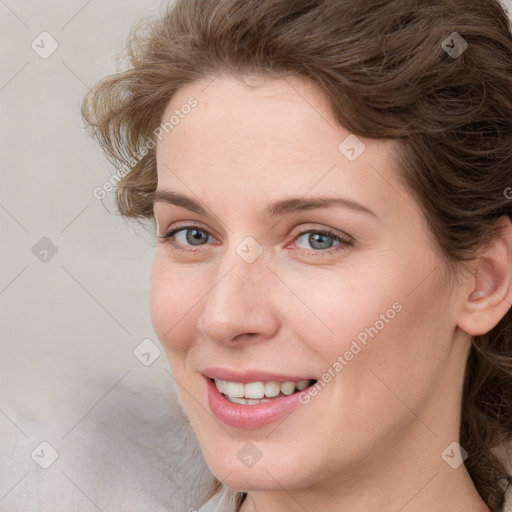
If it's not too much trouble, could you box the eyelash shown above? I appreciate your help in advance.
[157,224,354,256]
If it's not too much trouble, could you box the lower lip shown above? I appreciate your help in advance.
[205,377,308,429]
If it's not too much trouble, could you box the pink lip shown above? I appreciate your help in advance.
[203,374,316,429]
[201,367,315,384]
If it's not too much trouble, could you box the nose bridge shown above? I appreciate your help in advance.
[211,234,270,303]
[196,245,278,343]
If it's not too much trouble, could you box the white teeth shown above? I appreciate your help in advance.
[226,381,245,398]
[296,380,309,391]
[214,378,227,394]
[214,378,313,401]
[229,396,248,405]
[226,397,271,405]
[264,381,281,398]
[280,381,296,396]
[245,382,265,399]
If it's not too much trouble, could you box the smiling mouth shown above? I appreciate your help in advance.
[212,378,318,405]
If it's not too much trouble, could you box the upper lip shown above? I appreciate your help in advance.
[201,367,317,383]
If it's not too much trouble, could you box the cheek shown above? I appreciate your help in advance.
[278,265,402,363]
[325,271,453,425]
[284,260,451,385]
[149,252,198,356]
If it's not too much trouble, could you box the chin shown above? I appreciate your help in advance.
[195,435,317,493]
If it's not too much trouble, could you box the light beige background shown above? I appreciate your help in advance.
[0,1,212,511]
[1,1,511,511]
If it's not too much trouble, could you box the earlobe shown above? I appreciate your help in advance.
[457,216,512,337]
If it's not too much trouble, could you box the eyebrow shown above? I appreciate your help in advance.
[152,189,378,219]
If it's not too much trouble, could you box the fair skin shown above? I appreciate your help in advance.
[150,74,512,511]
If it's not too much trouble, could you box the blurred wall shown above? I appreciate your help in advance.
[0,2,213,511]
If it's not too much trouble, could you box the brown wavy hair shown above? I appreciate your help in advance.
[82,0,512,510]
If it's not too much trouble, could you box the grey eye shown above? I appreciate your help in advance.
[296,231,338,251]
[176,228,210,246]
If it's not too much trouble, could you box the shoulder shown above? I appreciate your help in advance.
[197,488,239,512]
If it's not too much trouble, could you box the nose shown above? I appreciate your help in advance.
[196,254,280,346]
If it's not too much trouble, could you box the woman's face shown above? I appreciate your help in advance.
[151,75,469,494]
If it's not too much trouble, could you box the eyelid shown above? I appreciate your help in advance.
[158,222,219,248]
[158,220,219,240]
[286,227,354,255]
[288,223,353,244]
[158,221,354,256]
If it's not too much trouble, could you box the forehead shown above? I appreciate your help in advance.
[158,74,337,158]
[155,75,406,220]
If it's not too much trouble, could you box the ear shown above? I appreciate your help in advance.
[456,215,512,337]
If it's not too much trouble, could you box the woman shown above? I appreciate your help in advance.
[82,0,512,510]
